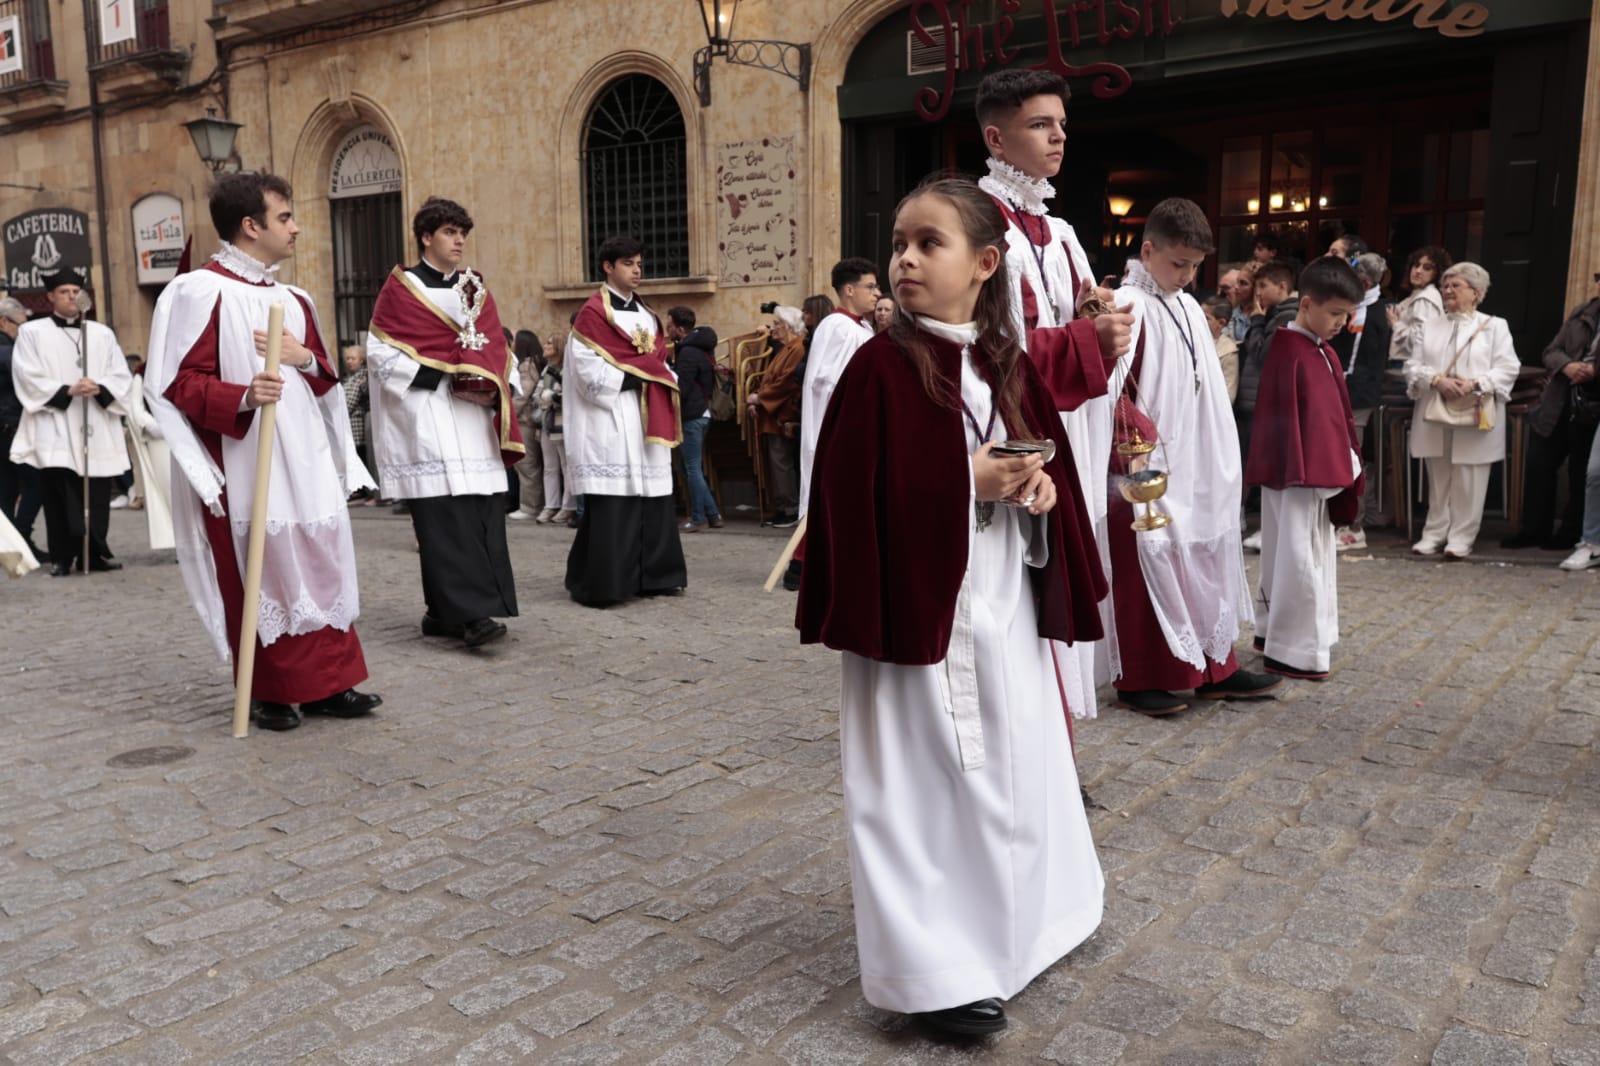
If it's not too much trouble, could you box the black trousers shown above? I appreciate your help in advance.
[0,419,42,539]
[1518,414,1599,540]
[409,493,518,623]
[565,494,686,606]
[38,467,113,568]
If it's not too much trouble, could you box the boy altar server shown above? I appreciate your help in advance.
[1245,257,1366,680]
[368,197,524,648]
[9,269,133,575]
[146,172,381,732]
[564,235,687,606]
[1109,199,1281,715]
[975,68,1136,718]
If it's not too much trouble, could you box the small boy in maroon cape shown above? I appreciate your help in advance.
[798,177,1105,1040]
[368,197,525,650]
[563,235,686,606]
[1245,257,1366,681]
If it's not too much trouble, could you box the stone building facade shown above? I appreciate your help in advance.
[2,0,1599,359]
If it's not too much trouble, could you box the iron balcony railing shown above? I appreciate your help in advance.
[0,0,56,87]
[92,0,171,65]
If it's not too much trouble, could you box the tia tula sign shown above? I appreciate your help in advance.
[910,0,1489,122]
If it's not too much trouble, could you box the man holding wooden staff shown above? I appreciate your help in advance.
[144,172,381,733]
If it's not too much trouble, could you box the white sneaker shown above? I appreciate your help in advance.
[1335,527,1367,552]
[109,494,129,509]
[1242,529,1263,552]
[506,510,534,521]
[1560,544,1600,572]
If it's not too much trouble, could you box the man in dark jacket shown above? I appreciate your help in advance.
[1236,260,1298,545]
[1503,280,1600,550]
[1329,252,1393,547]
[666,307,721,530]
[0,297,43,558]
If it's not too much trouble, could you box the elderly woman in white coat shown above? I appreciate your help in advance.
[1404,262,1520,558]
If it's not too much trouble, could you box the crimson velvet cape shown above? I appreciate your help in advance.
[797,330,1106,666]
[1244,327,1365,527]
[368,267,524,464]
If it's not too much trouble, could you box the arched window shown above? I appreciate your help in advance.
[583,74,689,280]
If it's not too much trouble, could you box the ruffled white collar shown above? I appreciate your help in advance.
[1123,259,1180,298]
[1445,309,1481,323]
[211,241,280,286]
[978,158,1055,216]
[914,316,978,346]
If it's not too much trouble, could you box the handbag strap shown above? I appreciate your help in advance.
[1442,316,1490,379]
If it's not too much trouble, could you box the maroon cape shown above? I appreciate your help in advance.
[797,329,1107,666]
[368,267,525,465]
[1245,327,1364,527]
[571,290,682,447]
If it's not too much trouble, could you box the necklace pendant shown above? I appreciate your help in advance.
[975,501,995,533]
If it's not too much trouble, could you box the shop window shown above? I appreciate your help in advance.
[1321,128,1365,212]
[1216,225,1257,267]
[1220,139,1261,217]
[1447,129,1489,202]
[1388,123,1488,264]
[582,74,689,281]
[1269,131,1313,214]
[1443,210,1485,264]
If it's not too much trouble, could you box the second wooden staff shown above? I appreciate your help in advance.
[231,303,285,739]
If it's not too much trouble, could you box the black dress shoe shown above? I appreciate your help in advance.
[915,999,1007,1036]
[1115,689,1189,715]
[49,563,72,577]
[1263,657,1330,681]
[251,701,302,731]
[421,613,464,638]
[302,689,382,717]
[88,558,122,572]
[782,559,802,592]
[462,618,508,647]
[1195,669,1283,700]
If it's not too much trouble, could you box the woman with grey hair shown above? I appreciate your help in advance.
[1403,262,1520,558]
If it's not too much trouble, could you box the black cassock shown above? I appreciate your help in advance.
[565,494,686,607]
[410,493,518,624]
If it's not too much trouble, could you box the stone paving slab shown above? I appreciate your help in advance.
[1,510,1599,1064]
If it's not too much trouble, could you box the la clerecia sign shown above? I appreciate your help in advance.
[912,0,1489,123]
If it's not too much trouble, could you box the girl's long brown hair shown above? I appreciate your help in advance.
[885,176,1036,441]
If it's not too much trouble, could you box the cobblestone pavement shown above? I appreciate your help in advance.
[3,508,1600,1066]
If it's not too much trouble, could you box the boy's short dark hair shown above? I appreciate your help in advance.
[1142,198,1215,255]
[412,197,473,252]
[1202,295,1232,322]
[975,69,1071,129]
[210,172,294,243]
[667,306,695,330]
[597,236,646,272]
[1255,259,1298,293]
[831,257,877,293]
[1298,257,1364,305]
[1254,232,1283,255]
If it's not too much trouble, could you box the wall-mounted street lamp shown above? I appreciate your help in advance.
[693,0,811,108]
[183,107,243,172]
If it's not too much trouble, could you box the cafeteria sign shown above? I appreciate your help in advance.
[132,193,184,285]
[3,208,92,292]
[1219,0,1489,38]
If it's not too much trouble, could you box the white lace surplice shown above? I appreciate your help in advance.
[145,244,373,658]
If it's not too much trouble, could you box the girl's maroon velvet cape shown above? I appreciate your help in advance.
[1244,326,1365,527]
[796,330,1108,667]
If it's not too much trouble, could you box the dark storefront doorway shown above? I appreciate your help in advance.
[840,2,1586,356]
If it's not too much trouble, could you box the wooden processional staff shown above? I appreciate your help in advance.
[231,304,285,738]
